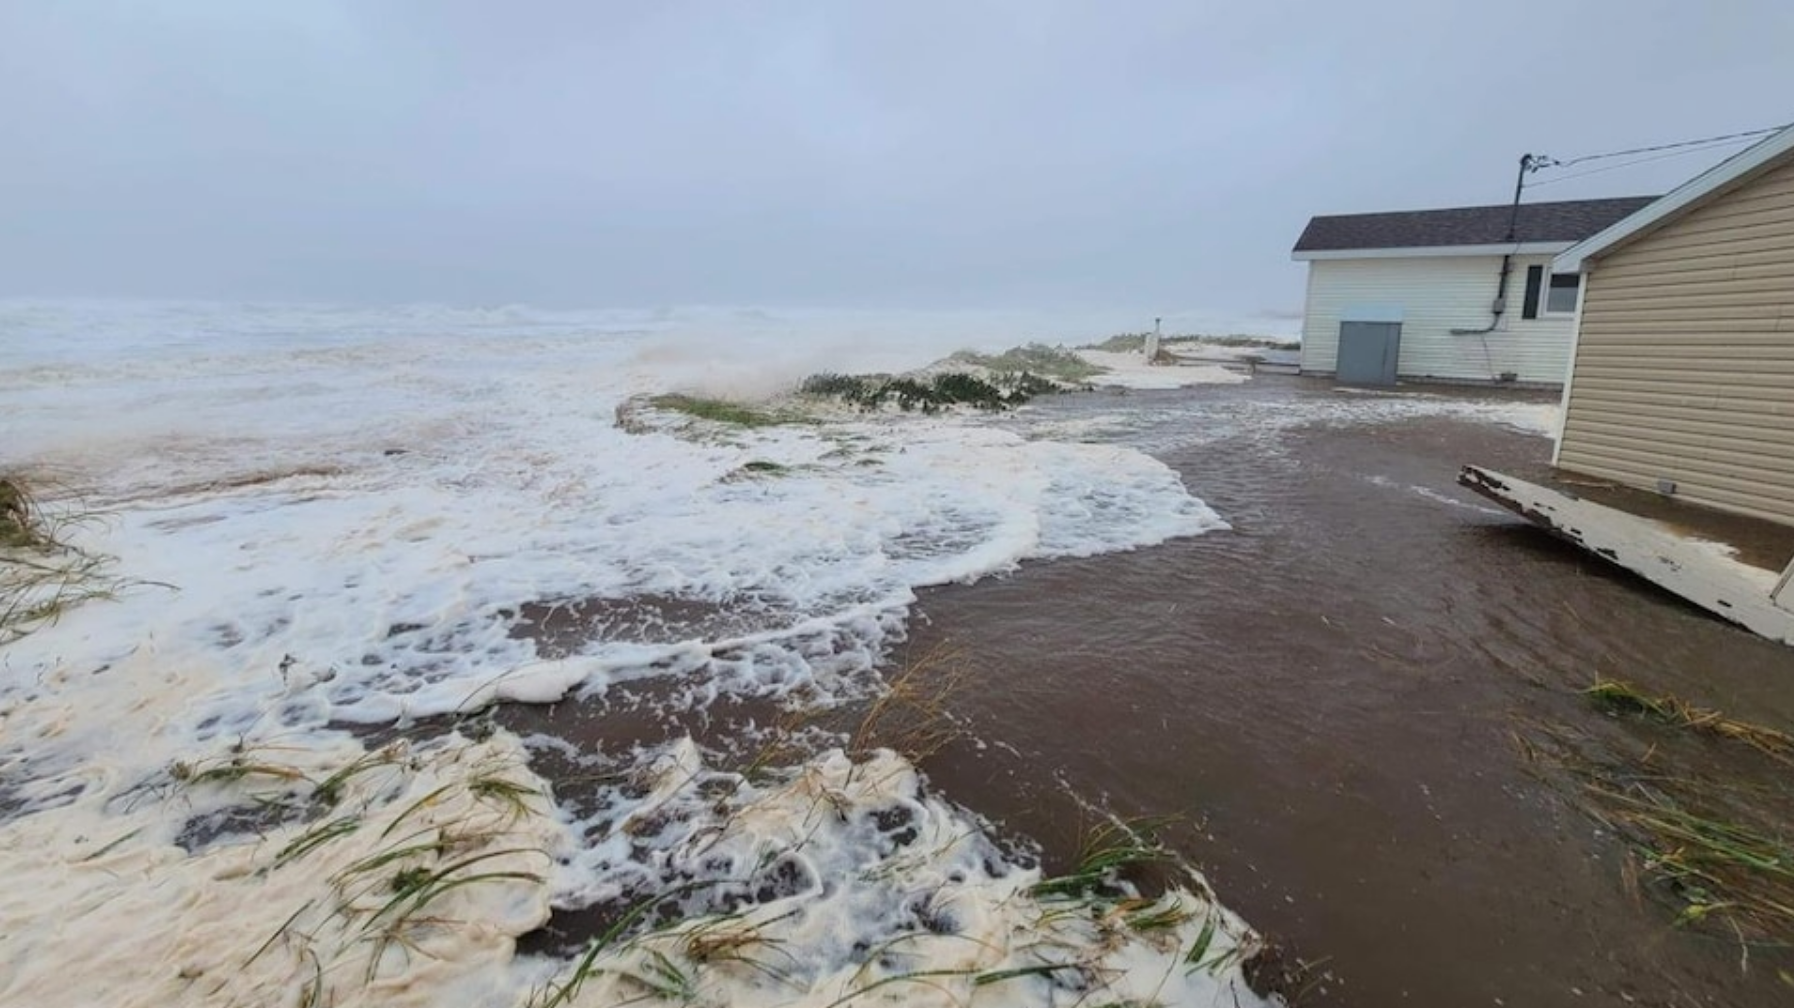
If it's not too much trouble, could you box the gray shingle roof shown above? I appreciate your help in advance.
[1293,196,1659,253]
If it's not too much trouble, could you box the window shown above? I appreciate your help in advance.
[1521,265,1544,319]
[1545,272,1580,314]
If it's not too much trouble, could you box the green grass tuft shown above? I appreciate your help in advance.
[468,773,543,818]
[1032,818,1177,900]
[0,476,41,550]
[1585,678,1794,761]
[648,394,788,427]
[1,473,124,644]
[800,370,1042,413]
[275,816,362,870]
[170,753,312,788]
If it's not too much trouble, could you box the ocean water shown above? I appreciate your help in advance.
[1,300,1234,724]
[0,300,1276,1008]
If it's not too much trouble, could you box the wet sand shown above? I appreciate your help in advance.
[901,378,1794,1006]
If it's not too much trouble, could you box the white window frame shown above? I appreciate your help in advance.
[1542,271,1581,316]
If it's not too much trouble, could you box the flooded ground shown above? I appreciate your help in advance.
[481,375,1794,1005]
[13,318,1793,1006]
[892,377,1794,1007]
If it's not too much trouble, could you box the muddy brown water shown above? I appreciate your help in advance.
[899,378,1794,1007]
[492,377,1794,1006]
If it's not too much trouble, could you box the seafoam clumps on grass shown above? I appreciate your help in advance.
[0,719,1274,1008]
[789,339,1258,412]
[0,718,563,1008]
[943,343,1108,384]
[1,303,1269,1008]
[1073,349,1252,391]
[524,739,1273,1008]
[921,340,1259,394]
[0,635,1271,1008]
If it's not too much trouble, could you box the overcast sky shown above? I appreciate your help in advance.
[1,1,1789,320]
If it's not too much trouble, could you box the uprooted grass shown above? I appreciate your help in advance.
[1585,678,1794,763]
[212,742,557,1000]
[0,473,122,645]
[1589,779,1794,936]
[527,770,1268,1008]
[1515,685,1794,951]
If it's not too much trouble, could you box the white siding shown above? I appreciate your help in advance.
[1299,254,1576,385]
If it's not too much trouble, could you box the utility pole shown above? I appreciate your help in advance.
[1504,154,1536,242]
[1456,153,1554,338]
[1505,153,1558,240]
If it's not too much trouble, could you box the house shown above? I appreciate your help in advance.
[1552,124,1794,527]
[1291,196,1655,385]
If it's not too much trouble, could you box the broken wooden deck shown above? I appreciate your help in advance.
[1459,465,1794,647]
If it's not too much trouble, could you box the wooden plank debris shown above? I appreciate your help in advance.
[1459,465,1794,647]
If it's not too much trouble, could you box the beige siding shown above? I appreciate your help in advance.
[1300,254,1575,385]
[1559,156,1794,526]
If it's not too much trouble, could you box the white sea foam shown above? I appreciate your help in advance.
[1327,388,1561,437]
[1002,386,1561,458]
[1363,474,1506,517]
[1075,349,1253,390]
[2,300,1226,727]
[1,300,1272,1008]
[523,738,1271,1007]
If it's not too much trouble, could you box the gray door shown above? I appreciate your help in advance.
[1337,321,1401,385]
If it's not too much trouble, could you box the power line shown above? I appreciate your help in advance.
[1525,137,1761,189]
[1532,124,1787,172]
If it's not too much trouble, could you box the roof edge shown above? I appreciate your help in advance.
[1555,124,1794,273]
[1294,241,1572,262]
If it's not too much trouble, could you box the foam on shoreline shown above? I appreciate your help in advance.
[2,301,1269,1007]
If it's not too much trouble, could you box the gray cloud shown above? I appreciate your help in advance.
[2,1,1789,319]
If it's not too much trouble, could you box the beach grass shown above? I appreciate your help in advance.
[648,394,791,427]
[723,459,793,481]
[1031,817,1177,900]
[0,473,123,644]
[946,343,1106,383]
[848,642,970,763]
[1,476,42,549]
[799,371,1042,413]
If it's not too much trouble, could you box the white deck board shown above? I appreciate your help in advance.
[1459,466,1794,647]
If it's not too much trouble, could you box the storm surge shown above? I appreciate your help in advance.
[0,301,1272,1007]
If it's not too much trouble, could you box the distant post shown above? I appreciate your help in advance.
[1144,317,1161,363]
